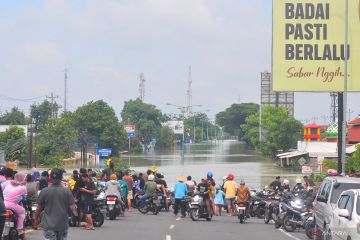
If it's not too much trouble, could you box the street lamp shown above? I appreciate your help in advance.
[166,103,202,117]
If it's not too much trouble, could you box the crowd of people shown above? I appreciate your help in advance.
[0,164,318,240]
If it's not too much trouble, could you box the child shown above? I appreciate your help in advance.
[214,185,225,216]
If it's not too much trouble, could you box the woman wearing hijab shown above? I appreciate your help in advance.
[2,172,27,239]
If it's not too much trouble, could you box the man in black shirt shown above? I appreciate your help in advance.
[39,171,49,190]
[197,179,211,220]
[80,174,96,230]
[155,174,168,210]
[270,176,282,191]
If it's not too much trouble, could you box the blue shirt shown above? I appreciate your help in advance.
[173,182,188,199]
[214,190,225,205]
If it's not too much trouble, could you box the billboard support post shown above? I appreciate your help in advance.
[341,0,349,175]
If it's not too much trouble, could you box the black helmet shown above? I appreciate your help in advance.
[50,168,63,180]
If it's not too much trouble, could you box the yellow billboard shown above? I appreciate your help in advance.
[272,0,360,91]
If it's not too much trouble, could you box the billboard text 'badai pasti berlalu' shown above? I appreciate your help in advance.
[273,0,360,91]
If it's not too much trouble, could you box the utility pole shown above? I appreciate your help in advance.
[64,68,68,112]
[139,73,145,102]
[46,93,59,118]
[187,66,193,117]
[26,124,33,169]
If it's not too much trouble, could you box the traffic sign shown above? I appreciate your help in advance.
[125,125,136,133]
[127,132,136,137]
[97,148,112,157]
[298,157,307,166]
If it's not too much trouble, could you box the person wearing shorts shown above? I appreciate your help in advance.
[223,174,237,216]
[123,171,134,211]
[197,179,212,220]
[80,174,96,230]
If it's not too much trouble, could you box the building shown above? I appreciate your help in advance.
[348,117,360,144]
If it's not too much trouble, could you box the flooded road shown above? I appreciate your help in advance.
[120,140,302,190]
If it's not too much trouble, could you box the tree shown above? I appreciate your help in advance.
[0,126,26,164]
[121,99,165,126]
[72,100,127,154]
[30,100,54,128]
[35,112,78,166]
[121,99,165,146]
[0,107,26,125]
[240,106,303,157]
[216,103,259,137]
[240,113,260,148]
[346,144,360,172]
[156,126,175,148]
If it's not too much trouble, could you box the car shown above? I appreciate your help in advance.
[314,176,360,240]
[329,189,360,240]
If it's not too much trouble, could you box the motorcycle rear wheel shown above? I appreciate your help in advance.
[93,211,105,227]
[190,208,200,221]
[257,208,265,219]
[68,215,78,227]
[283,214,296,232]
[138,203,149,214]
[305,222,322,240]
[109,210,116,220]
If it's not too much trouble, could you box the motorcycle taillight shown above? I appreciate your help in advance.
[5,210,12,218]
[239,204,245,207]
[107,197,116,201]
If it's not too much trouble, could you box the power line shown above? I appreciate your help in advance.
[0,95,46,102]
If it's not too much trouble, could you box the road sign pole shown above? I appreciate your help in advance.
[128,136,131,168]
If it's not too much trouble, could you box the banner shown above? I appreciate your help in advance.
[273,0,360,91]
[125,125,135,133]
[166,121,184,134]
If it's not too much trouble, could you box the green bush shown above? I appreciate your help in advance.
[322,159,338,170]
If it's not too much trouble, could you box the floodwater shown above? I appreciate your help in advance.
[119,140,302,190]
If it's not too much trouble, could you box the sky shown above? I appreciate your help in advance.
[0,0,359,124]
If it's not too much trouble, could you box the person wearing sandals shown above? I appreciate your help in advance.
[80,174,96,230]
[35,168,75,240]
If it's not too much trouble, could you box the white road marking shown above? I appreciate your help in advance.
[166,234,172,240]
[169,225,175,229]
[176,217,181,221]
[278,229,302,240]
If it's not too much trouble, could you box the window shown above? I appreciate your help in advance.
[356,196,360,215]
[330,183,360,204]
[345,195,354,215]
[338,195,350,209]
[320,182,330,197]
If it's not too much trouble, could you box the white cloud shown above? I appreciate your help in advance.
[23,42,66,65]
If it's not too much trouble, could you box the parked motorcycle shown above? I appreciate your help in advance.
[304,216,322,240]
[69,198,105,227]
[264,193,281,224]
[189,194,213,221]
[282,198,311,232]
[2,209,18,240]
[249,191,267,218]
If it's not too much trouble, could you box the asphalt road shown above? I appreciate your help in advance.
[27,210,309,240]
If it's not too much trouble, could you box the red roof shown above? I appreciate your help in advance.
[348,126,360,143]
[350,117,360,125]
[304,123,321,128]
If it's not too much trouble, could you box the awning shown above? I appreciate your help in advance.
[277,151,308,159]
